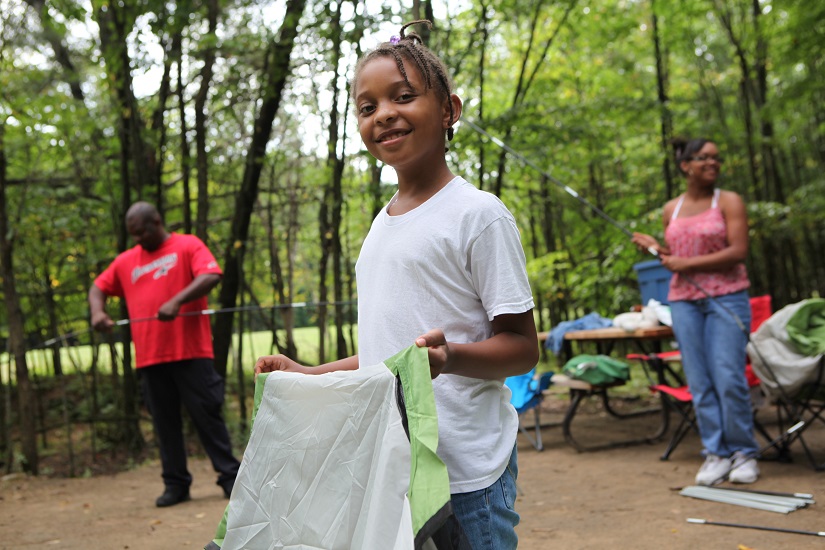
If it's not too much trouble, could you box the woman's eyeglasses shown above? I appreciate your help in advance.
[689,155,724,164]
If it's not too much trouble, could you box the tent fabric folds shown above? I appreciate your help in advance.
[748,299,825,399]
[784,298,825,357]
[206,345,467,550]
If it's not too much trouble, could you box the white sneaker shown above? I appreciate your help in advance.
[728,451,760,484]
[695,454,732,486]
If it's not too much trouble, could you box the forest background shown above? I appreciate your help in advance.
[0,0,823,476]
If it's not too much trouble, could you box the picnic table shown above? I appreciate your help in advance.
[537,326,676,452]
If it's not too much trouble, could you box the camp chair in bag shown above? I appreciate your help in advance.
[505,369,553,451]
[748,298,825,470]
[627,295,773,460]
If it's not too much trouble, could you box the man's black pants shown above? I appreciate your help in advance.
[140,358,240,489]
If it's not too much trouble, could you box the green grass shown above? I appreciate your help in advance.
[0,325,358,383]
[4,325,658,391]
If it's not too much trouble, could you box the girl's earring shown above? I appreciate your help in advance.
[447,127,454,141]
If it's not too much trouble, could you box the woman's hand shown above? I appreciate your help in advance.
[415,329,452,379]
[631,232,659,253]
[658,254,692,273]
[254,354,309,378]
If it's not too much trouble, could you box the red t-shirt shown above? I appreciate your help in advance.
[93,233,223,368]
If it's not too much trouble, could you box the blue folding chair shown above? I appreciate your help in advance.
[506,369,554,451]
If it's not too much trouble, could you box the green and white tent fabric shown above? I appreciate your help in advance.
[205,345,468,550]
[748,299,825,399]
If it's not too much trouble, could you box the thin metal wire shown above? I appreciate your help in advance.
[464,119,803,426]
[464,118,750,331]
[36,300,357,350]
[463,119,634,238]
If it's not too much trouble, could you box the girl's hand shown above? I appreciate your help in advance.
[254,355,309,378]
[631,232,659,253]
[415,329,451,379]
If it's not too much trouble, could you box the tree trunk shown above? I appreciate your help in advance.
[492,1,575,197]
[213,0,307,376]
[368,157,382,220]
[43,270,63,377]
[234,247,248,435]
[650,0,675,201]
[25,0,84,102]
[260,172,297,359]
[715,1,762,201]
[150,2,174,213]
[411,0,434,44]
[316,236,330,364]
[527,189,544,333]
[284,178,299,358]
[95,0,160,201]
[715,1,785,297]
[476,1,489,190]
[95,0,149,454]
[177,36,193,235]
[0,362,8,472]
[0,122,39,474]
[195,0,220,241]
[324,5,348,359]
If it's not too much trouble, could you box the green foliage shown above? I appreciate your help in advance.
[1,0,823,348]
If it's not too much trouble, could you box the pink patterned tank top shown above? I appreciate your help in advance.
[664,189,750,301]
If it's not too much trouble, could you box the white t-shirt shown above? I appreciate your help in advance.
[356,176,535,493]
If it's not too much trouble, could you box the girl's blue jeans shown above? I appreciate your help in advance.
[450,444,520,550]
[670,290,758,457]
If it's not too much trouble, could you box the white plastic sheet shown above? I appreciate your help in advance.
[221,363,415,550]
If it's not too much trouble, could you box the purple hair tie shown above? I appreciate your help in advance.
[390,35,400,45]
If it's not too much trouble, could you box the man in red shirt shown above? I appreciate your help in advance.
[89,202,240,507]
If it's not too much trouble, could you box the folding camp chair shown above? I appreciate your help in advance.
[627,295,773,460]
[774,364,825,470]
[748,299,825,470]
[506,369,553,451]
[639,351,696,461]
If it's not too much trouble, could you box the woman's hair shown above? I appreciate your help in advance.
[352,20,457,140]
[671,137,713,175]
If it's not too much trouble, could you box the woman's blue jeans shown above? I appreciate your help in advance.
[670,290,758,457]
[450,444,520,549]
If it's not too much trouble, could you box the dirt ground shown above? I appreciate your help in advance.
[2,392,824,550]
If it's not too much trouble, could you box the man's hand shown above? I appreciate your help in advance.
[254,355,310,378]
[415,328,451,379]
[91,311,115,332]
[158,298,182,321]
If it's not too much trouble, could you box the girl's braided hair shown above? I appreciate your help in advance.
[352,20,457,141]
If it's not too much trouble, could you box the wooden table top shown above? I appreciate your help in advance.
[562,325,674,341]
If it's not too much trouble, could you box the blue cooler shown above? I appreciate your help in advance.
[633,260,672,305]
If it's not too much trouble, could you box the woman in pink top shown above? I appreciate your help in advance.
[633,138,759,487]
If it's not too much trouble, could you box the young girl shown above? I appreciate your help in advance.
[255,20,538,548]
